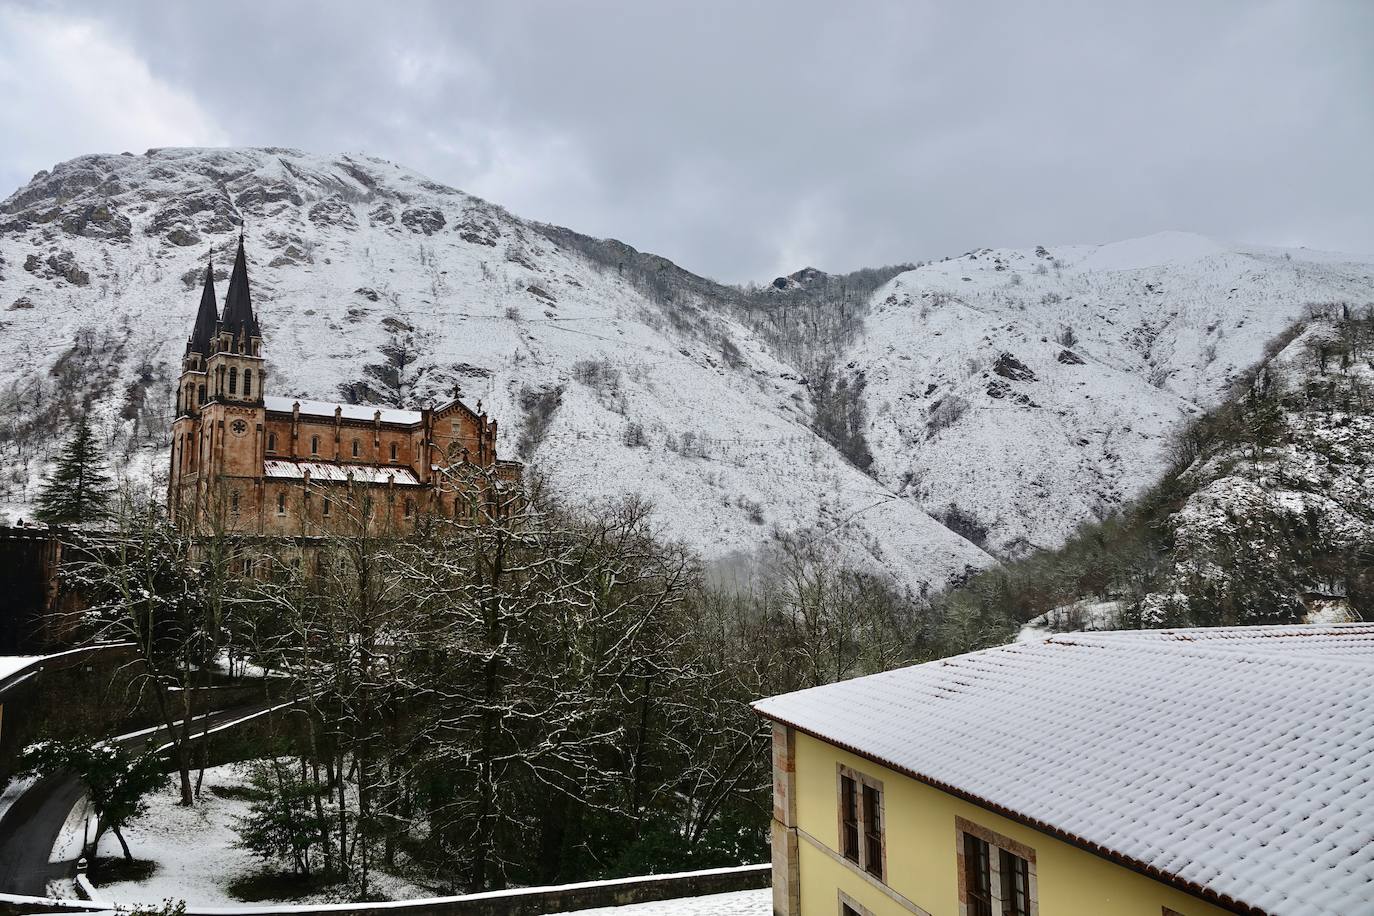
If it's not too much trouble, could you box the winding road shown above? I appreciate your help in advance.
[0,700,284,896]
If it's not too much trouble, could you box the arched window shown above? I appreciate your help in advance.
[352,439,360,458]
[267,432,277,453]
[229,367,238,395]
[276,492,286,515]
[390,442,398,462]
[243,369,253,398]
[322,495,331,517]
[198,384,206,405]
[404,498,413,519]
[311,435,320,456]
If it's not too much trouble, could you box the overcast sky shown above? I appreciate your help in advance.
[1,1,1370,282]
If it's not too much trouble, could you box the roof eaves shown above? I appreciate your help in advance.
[750,703,1264,916]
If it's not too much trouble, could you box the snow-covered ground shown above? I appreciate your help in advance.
[89,763,432,907]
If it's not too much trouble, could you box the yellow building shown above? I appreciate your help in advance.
[753,624,1374,916]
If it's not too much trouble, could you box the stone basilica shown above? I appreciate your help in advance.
[168,237,521,535]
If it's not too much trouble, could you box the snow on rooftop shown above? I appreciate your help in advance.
[263,459,421,487]
[753,624,1374,915]
[263,396,422,426]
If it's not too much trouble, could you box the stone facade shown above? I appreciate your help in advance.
[168,238,520,536]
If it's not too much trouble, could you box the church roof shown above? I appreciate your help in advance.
[263,396,423,426]
[221,234,260,340]
[264,459,422,487]
[187,258,219,356]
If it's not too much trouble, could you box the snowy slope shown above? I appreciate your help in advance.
[2,148,1370,585]
[855,232,1374,555]
[0,147,989,592]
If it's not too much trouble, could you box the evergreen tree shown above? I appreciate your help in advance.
[35,416,112,525]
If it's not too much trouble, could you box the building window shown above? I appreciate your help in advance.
[267,432,277,453]
[863,784,883,879]
[1000,849,1031,916]
[837,766,884,882]
[957,817,1037,916]
[276,492,286,515]
[841,775,860,863]
[229,367,238,395]
[964,834,993,916]
[230,490,240,514]
[323,496,331,517]
[404,498,414,519]
[243,369,253,397]
[352,438,361,458]
[390,442,398,462]
[838,892,874,916]
[311,435,320,456]
[198,384,206,405]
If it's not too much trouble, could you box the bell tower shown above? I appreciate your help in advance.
[168,235,268,530]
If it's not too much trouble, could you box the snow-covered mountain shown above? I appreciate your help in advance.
[1,148,1370,592]
[856,233,1372,555]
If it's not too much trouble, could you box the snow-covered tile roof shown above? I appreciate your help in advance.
[263,396,422,426]
[263,459,422,487]
[753,624,1374,915]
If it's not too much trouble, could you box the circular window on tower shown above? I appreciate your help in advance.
[230,418,249,437]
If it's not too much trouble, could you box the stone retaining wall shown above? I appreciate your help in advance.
[0,864,771,916]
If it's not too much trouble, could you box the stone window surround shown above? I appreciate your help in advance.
[955,815,1039,916]
[839,889,877,916]
[836,763,887,883]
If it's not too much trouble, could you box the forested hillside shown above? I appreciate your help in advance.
[938,304,1374,643]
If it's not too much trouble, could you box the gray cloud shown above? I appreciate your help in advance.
[2,0,1371,281]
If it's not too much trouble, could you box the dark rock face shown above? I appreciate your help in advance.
[8,297,34,311]
[60,204,132,241]
[369,204,396,226]
[993,352,1036,382]
[309,199,358,230]
[1057,348,1086,365]
[401,206,446,235]
[233,182,303,217]
[986,379,1038,407]
[165,226,201,247]
[24,250,90,286]
[355,287,381,302]
[457,212,499,246]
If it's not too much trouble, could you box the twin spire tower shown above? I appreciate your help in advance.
[168,237,522,536]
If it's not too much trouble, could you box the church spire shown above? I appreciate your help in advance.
[221,232,260,343]
[187,252,219,356]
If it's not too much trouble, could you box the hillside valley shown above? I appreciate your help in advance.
[2,147,1371,594]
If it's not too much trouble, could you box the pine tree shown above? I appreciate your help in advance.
[34,416,112,525]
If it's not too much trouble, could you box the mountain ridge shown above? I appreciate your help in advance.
[2,147,1371,592]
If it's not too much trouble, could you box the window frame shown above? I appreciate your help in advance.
[838,890,875,916]
[836,764,886,883]
[955,816,1038,916]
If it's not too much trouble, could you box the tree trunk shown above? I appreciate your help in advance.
[112,825,133,862]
